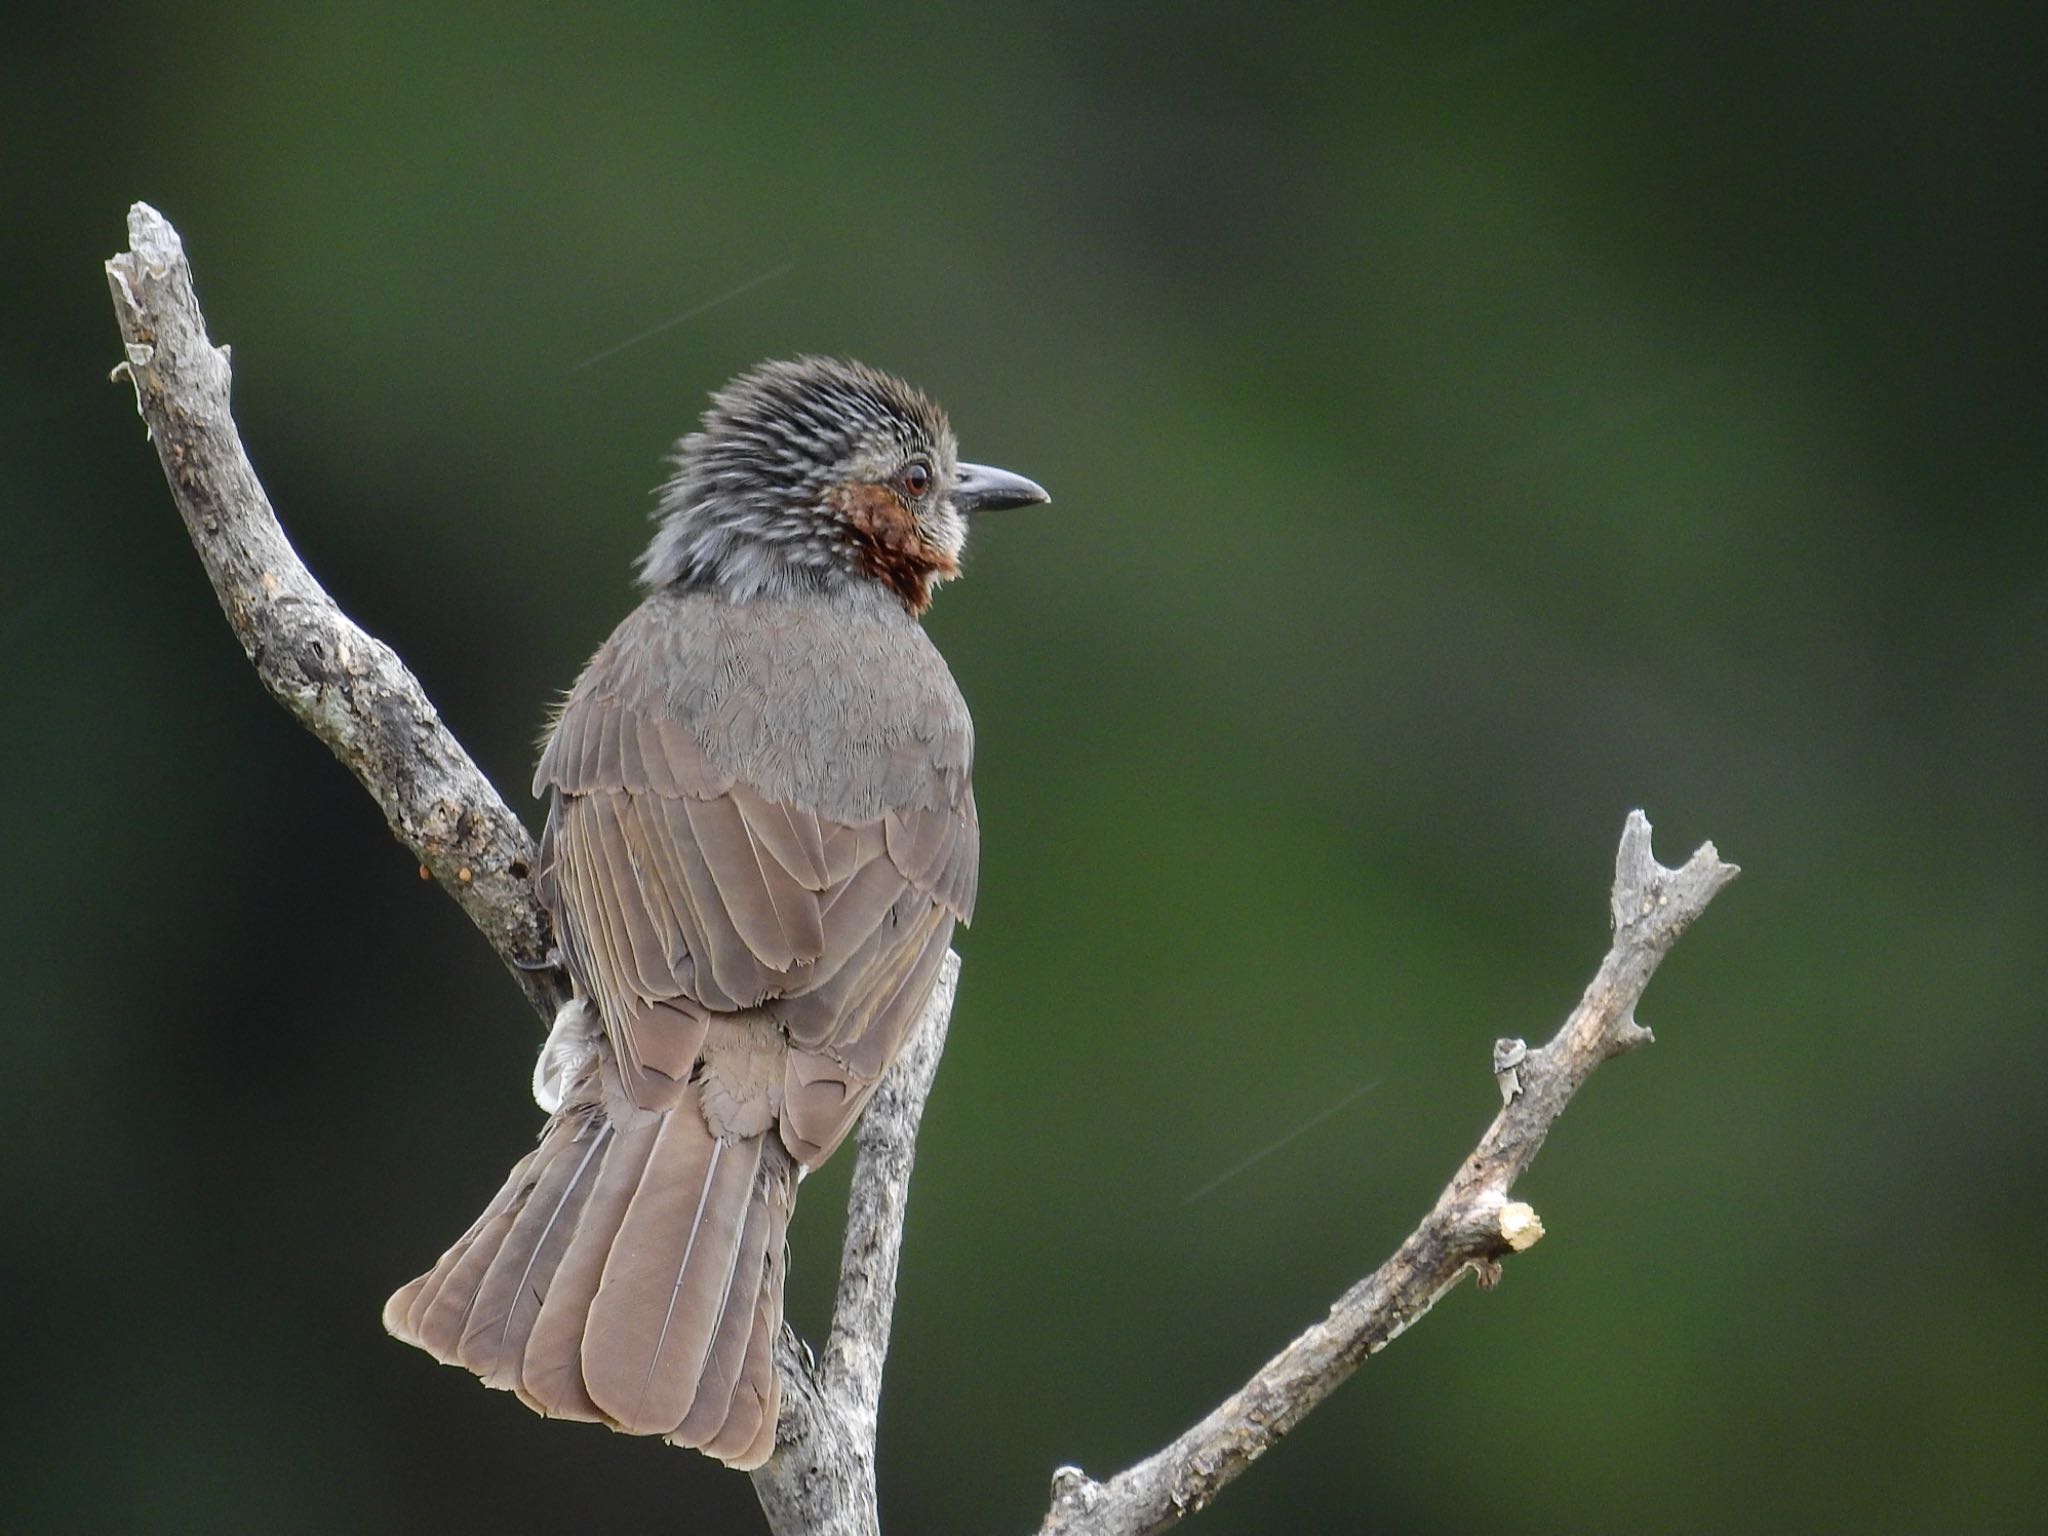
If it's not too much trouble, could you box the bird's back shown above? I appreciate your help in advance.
[541,581,975,831]
[531,578,979,1132]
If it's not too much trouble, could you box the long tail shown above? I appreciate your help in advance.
[384,1101,794,1468]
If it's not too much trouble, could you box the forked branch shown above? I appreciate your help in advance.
[108,203,1736,1536]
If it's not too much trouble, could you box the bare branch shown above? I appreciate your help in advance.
[822,953,959,1425]
[1038,812,1738,1536]
[754,953,959,1536]
[105,201,939,1534]
[104,202,565,1020]
[109,202,1736,1536]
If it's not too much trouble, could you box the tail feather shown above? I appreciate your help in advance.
[458,1117,611,1387]
[702,1218,786,1469]
[674,1150,788,1448]
[518,1114,662,1422]
[385,1103,792,1463]
[582,1112,764,1433]
[388,1145,541,1352]
[383,1143,537,1341]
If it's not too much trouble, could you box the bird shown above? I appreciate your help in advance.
[382,356,1047,1467]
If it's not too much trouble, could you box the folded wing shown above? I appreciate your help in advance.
[534,684,977,1163]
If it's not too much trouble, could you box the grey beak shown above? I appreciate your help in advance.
[952,462,1050,514]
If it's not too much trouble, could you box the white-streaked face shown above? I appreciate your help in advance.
[922,491,969,568]
[639,357,983,612]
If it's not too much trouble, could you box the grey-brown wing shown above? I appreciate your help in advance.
[534,686,976,1164]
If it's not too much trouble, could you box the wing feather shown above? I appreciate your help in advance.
[682,794,815,972]
[730,782,831,890]
[588,797,674,1000]
[533,618,977,1159]
[664,796,779,1006]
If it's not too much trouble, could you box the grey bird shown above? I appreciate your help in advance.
[383,357,1047,1466]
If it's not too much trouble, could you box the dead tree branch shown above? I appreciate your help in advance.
[1037,812,1737,1535]
[106,200,928,1536]
[109,202,1736,1536]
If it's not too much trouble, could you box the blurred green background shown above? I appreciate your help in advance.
[7,3,2044,1532]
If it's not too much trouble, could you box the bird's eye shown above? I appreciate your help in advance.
[899,461,932,497]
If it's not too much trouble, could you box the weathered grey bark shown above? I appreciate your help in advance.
[109,202,1736,1536]
[103,205,565,1020]
[757,954,957,1536]
[1037,812,1737,1536]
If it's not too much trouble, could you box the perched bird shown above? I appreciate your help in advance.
[384,357,1047,1466]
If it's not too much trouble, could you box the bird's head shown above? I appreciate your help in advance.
[638,356,1048,614]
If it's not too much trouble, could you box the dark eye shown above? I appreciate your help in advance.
[900,461,932,497]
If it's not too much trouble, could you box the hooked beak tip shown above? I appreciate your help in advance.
[953,462,1050,514]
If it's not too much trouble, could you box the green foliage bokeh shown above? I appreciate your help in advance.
[6,4,2044,1532]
